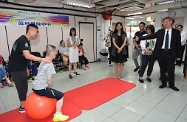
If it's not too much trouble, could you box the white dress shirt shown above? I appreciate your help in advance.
[181,31,187,46]
[162,28,172,49]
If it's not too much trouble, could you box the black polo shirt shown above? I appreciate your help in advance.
[134,31,147,49]
[9,35,31,72]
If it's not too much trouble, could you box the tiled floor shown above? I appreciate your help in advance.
[0,58,187,122]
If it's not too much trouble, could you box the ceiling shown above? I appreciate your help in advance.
[0,0,187,17]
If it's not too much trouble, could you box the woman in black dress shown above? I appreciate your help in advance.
[111,22,127,79]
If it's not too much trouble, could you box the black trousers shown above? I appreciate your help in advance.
[139,55,156,77]
[158,50,175,87]
[79,55,89,66]
[11,71,28,101]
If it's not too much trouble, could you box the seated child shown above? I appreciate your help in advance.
[78,43,90,70]
[32,45,69,122]
[0,55,13,88]
[27,61,38,80]
[59,40,69,69]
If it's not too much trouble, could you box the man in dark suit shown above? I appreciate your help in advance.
[136,17,181,91]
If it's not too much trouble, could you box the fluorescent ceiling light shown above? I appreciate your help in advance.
[128,12,142,16]
[147,16,151,21]
[158,9,168,12]
[64,0,95,8]
[126,17,135,19]
[158,0,183,5]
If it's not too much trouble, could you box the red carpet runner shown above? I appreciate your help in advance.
[65,78,136,110]
[0,78,135,121]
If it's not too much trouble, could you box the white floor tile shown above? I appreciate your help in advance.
[179,107,187,120]
[145,109,177,122]
[135,95,161,107]
[109,95,135,108]
[125,101,153,116]
[155,101,184,116]
[111,109,142,122]
[0,108,7,114]
[102,118,117,122]
[95,102,122,116]
[163,95,187,108]
[175,117,187,122]
[77,109,108,122]
[69,118,81,122]
[139,118,154,122]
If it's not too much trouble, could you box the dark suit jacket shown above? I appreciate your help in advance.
[140,28,181,59]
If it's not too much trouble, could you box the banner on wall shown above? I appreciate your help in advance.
[0,9,69,27]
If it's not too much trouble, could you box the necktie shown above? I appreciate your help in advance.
[165,31,169,51]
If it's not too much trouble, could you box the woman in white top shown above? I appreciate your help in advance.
[66,28,80,79]
[139,25,156,83]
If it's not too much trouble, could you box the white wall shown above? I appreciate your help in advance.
[0,26,10,60]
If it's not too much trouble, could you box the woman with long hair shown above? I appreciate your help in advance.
[111,22,127,79]
[66,28,80,79]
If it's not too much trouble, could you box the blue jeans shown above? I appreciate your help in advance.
[0,66,7,84]
[27,62,38,76]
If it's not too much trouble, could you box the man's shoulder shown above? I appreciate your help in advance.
[17,35,28,43]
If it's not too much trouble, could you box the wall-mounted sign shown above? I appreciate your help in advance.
[0,9,69,27]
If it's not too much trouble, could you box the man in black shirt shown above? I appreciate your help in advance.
[9,24,49,113]
[133,22,147,72]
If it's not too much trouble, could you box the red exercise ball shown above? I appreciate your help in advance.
[25,92,57,119]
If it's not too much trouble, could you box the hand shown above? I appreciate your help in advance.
[41,58,51,63]
[136,45,139,49]
[117,48,122,53]
[147,51,152,55]
[176,58,180,61]
[137,48,142,51]
[135,36,139,41]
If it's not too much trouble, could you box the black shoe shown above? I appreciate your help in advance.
[73,72,80,76]
[139,78,144,83]
[159,84,167,88]
[169,86,179,91]
[19,106,25,113]
[69,75,73,79]
[134,66,140,72]
[146,77,152,82]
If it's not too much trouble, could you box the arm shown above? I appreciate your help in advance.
[120,37,127,49]
[47,76,52,88]
[139,32,157,40]
[66,39,79,48]
[112,37,120,50]
[23,50,42,62]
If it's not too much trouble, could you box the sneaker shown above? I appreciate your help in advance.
[73,72,80,76]
[0,84,4,88]
[7,81,13,87]
[19,106,25,113]
[69,75,73,79]
[53,113,69,122]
